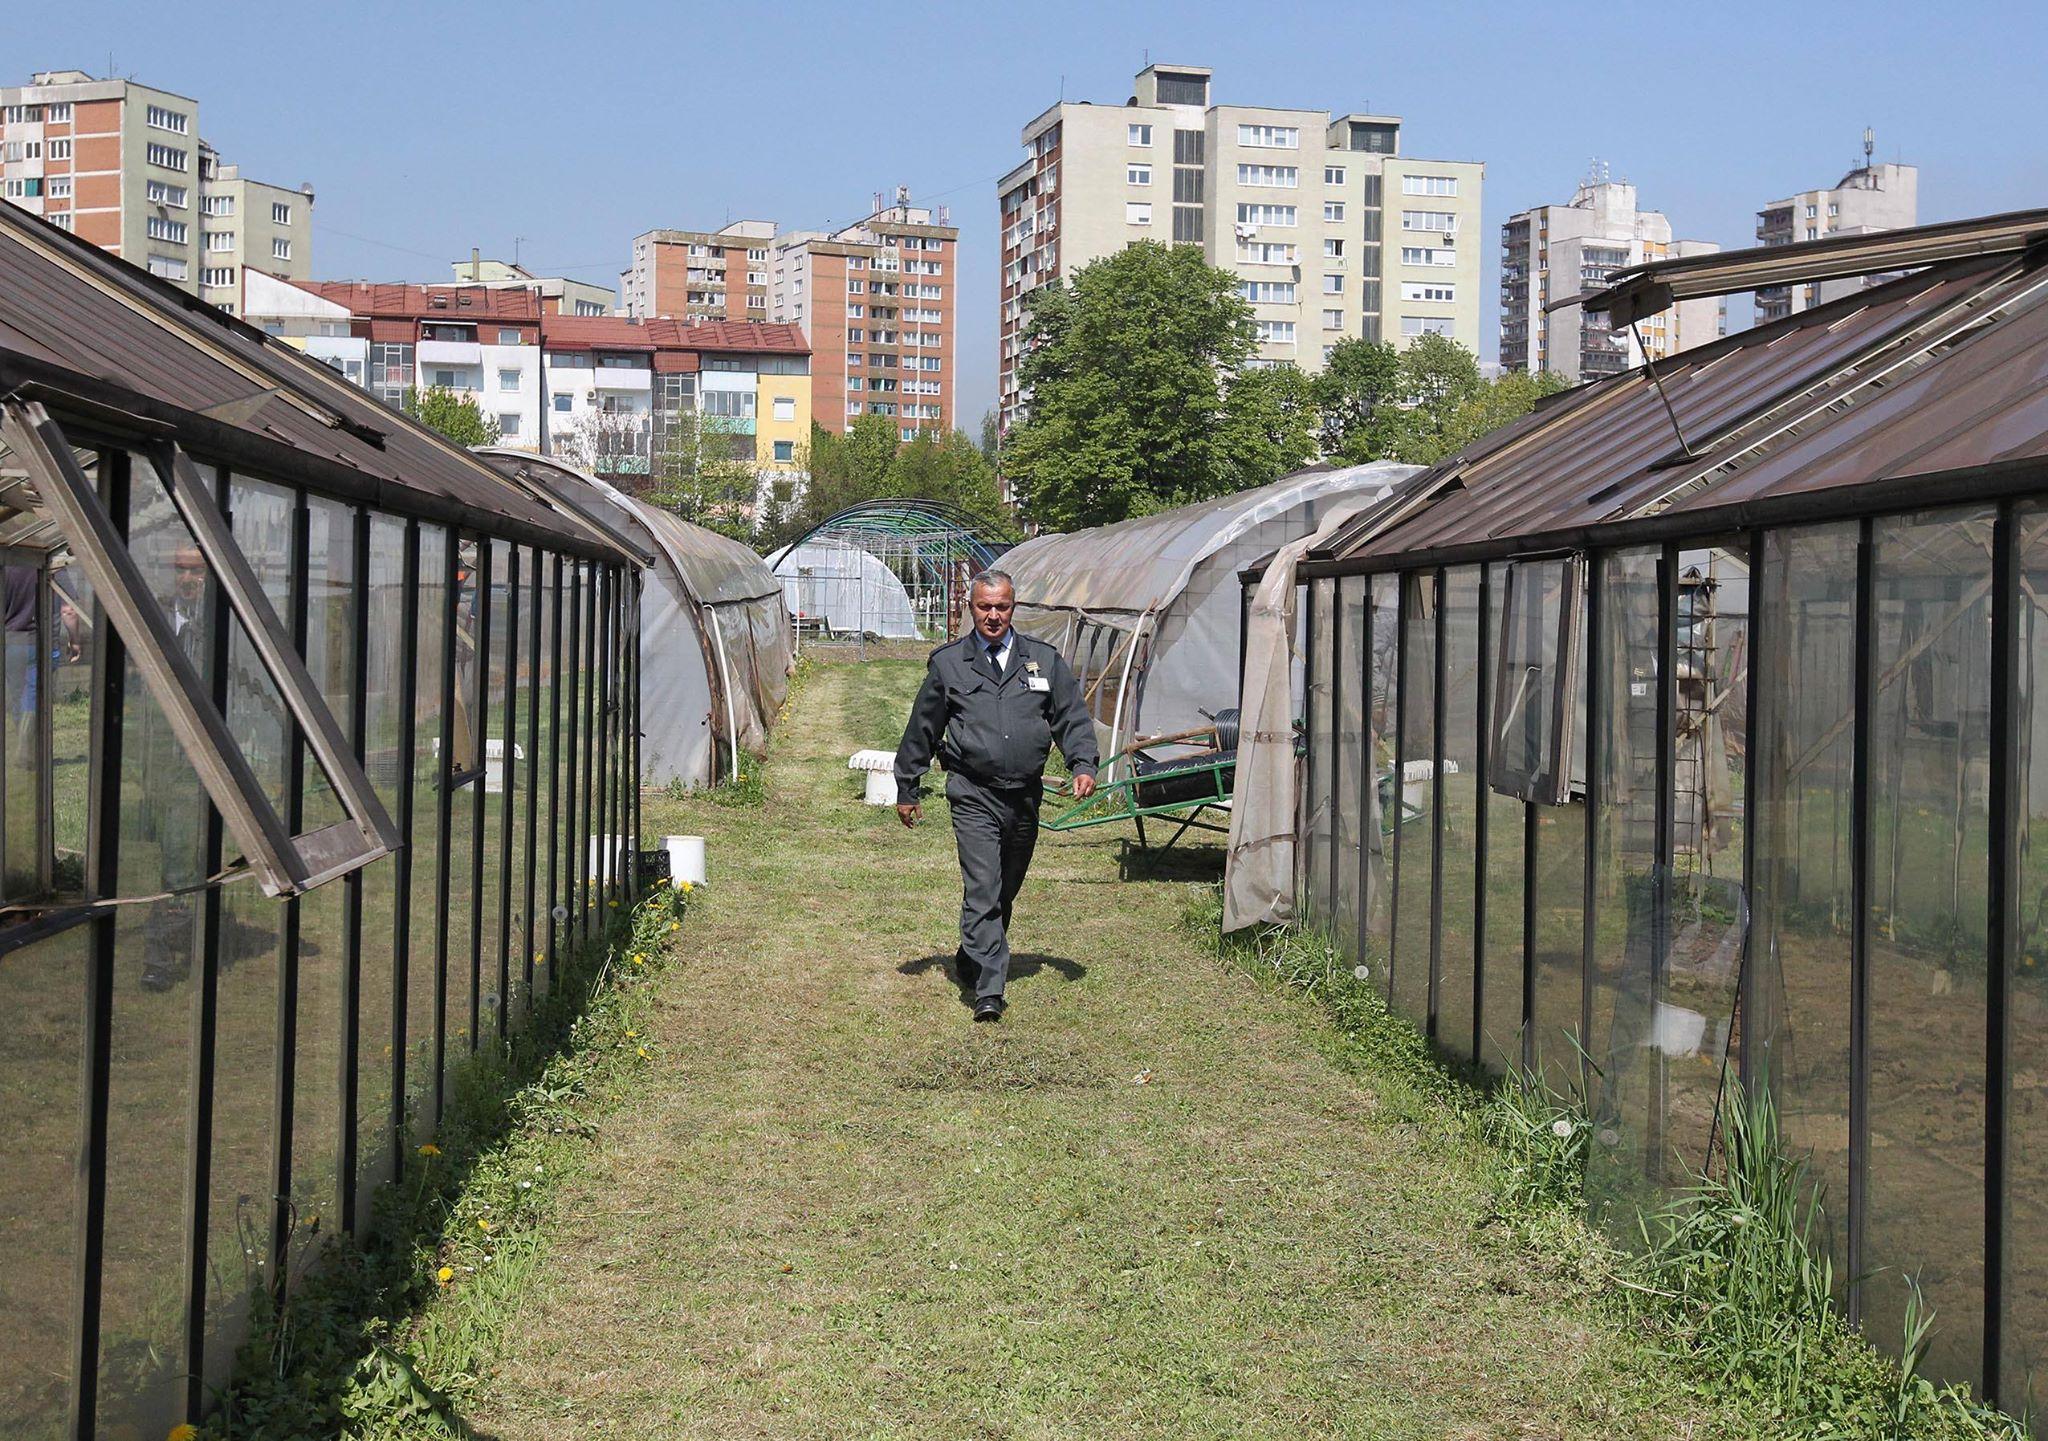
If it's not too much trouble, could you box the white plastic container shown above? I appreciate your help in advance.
[664,834,707,886]
[847,749,898,807]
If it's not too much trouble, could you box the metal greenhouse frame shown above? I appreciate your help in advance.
[1270,208,2048,1417]
[767,498,1006,652]
[0,201,643,1438]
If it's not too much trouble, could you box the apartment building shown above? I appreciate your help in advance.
[1755,136,1917,323]
[451,256,615,315]
[623,191,959,439]
[246,272,810,484]
[195,141,312,315]
[997,64,1484,430]
[1499,174,1722,382]
[0,70,312,301]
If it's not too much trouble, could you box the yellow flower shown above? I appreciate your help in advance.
[609,900,619,909]
[637,1046,649,1059]
[418,1143,441,1157]
[630,955,645,967]
[625,1029,637,1039]
[680,880,694,894]
[169,1426,200,1441]
[669,922,680,933]
[477,1218,492,1232]
[436,1266,454,1285]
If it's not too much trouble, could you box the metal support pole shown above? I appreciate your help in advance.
[1847,516,1875,1324]
[522,548,543,1007]
[431,529,459,1124]
[467,542,492,1055]
[1984,502,2016,1403]
[390,522,420,1165]
[270,492,312,1285]
[546,555,565,981]
[1355,582,1376,968]
[1739,530,1764,1095]
[1581,553,1605,1087]
[1430,568,1448,1040]
[1328,581,1344,922]
[495,546,520,1041]
[339,504,372,1232]
[1473,564,1493,1065]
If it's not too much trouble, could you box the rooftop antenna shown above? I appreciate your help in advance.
[1862,125,1875,168]
[513,235,526,266]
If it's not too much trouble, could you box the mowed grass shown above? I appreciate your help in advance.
[463,655,1740,1439]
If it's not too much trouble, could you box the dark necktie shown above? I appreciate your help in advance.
[986,640,1004,680]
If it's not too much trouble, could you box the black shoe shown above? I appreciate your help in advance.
[972,996,1004,1023]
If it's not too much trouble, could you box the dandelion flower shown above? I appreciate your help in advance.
[681,880,694,894]
[637,1046,649,1059]
[1352,965,1371,981]
[169,1426,200,1441]
[436,1266,453,1285]
[1551,1118,1575,1139]
[418,1143,442,1157]
[625,1029,638,1039]
[669,922,680,932]
[477,1218,492,1233]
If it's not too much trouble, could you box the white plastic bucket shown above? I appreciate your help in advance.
[665,834,707,886]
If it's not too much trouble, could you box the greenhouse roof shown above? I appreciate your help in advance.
[779,498,1007,569]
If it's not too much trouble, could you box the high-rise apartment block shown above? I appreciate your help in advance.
[997,64,1484,431]
[621,192,958,440]
[1500,175,1722,382]
[1755,139,1917,324]
[0,70,312,308]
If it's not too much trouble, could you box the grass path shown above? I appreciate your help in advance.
[465,657,1731,1439]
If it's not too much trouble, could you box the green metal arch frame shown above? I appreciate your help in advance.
[779,498,1006,572]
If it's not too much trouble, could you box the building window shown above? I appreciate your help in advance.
[1401,174,1459,197]
[1236,241,1297,265]
[552,393,572,412]
[1402,210,1460,234]
[773,440,794,462]
[1236,164,1299,188]
[1323,273,1343,294]
[848,279,865,294]
[146,142,190,172]
[772,396,796,422]
[1324,202,1345,223]
[1236,124,1299,149]
[1400,316,1455,338]
[495,328,522,345]
[201,266,235,288]
[146,180,189,208]
[2,104,41,123]
[48,102,72,121]
[1237,280,1297,304]
[1828,202,1841,217]
[1235,203,1297,227]
[495,368,520,392]
[204,230,234,252]
[47,177,72,199]
[146,216,188,244]
[145,254,189,281]
[1401,282,1457,302]
[1325,165,1346,186]
[1322,308,1344,329]
[1128,164,1152,185]
[271,201,292,225]
[1324,238,1344,258]
[1254,320,1296,345]
[48,211,73,231]
[47,138,72,161]
[202,194,234,217]
[146,104,190,134]
[1400,246,1458,268]
[1125,201,1152,225]
[272,237,292,261]
[1128,123,1153,146]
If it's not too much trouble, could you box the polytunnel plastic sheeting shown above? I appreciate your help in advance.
[767,539,921,638]
[1006,463,1419,759]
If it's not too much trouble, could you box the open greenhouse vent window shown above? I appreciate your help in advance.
[1,399,399,903]
[1488,552,1584,805]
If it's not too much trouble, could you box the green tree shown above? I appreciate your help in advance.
[1401,368,1571,468]
[885,430,1019,540]
[1312,333,1566,469]
[643,408,759,541]
[1216,362,1318,492]
[403,385,500,447]
[1312,338,1403,461]
[1004,241,1308,530]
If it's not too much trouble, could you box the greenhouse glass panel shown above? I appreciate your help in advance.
[2008,503,2048,1421]
[1861,505,1991,1390]
[1366,575,1399,978]
[1302,578,1333,924]
[1438,566,1482,1062]
[1491,556,1583,805]
[1331,577,1367,956]
[290,495,355,1281]
[0,928,87,1437]
[443,539,481,1090]
[1530,590,1588,1090]
[354,513,407,1220]
[1752,522,1858,1291]
[405,525,447,1137]
[1391,572,1437,1029]
[1480,564,1526,1073]
[475,539,511,1042]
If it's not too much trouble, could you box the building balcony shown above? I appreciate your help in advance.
[593,366,652,391]
[418,338,482,366]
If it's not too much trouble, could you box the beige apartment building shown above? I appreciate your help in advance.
[1500,175,1722,382]
[1755,138,1917,323]
[0,69,312,305]
[997,63,1484,430]
[622,192,959,438]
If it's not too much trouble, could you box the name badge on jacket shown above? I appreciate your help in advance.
[1025,676,1051,692]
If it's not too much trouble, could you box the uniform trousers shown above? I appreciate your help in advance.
[945,770,1043,1000]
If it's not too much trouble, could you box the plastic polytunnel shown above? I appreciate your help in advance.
[765,538,921,639]
[477,450,793,787]
[1003,462,1418,770]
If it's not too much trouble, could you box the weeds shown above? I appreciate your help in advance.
[1188,892,2033,1440]
[200,880,698,1439]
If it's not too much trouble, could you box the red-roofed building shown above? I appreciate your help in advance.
[246,271,811,482]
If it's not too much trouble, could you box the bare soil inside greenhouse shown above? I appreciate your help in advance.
[450,655,1756,1438]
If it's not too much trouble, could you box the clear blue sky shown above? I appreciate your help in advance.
[20,0,2048,426]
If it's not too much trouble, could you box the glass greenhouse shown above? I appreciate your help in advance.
[1279,209,2048,1413]
[0,201,642,1436]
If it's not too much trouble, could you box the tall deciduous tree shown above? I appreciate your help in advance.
[1004,241,1310,530]
[403,385,500,448]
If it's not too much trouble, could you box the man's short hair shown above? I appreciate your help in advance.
[969,569,1015,599]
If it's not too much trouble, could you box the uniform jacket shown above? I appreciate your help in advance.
[895,629,1100,804]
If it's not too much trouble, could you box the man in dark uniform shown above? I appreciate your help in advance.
[896,571,1099,1022]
